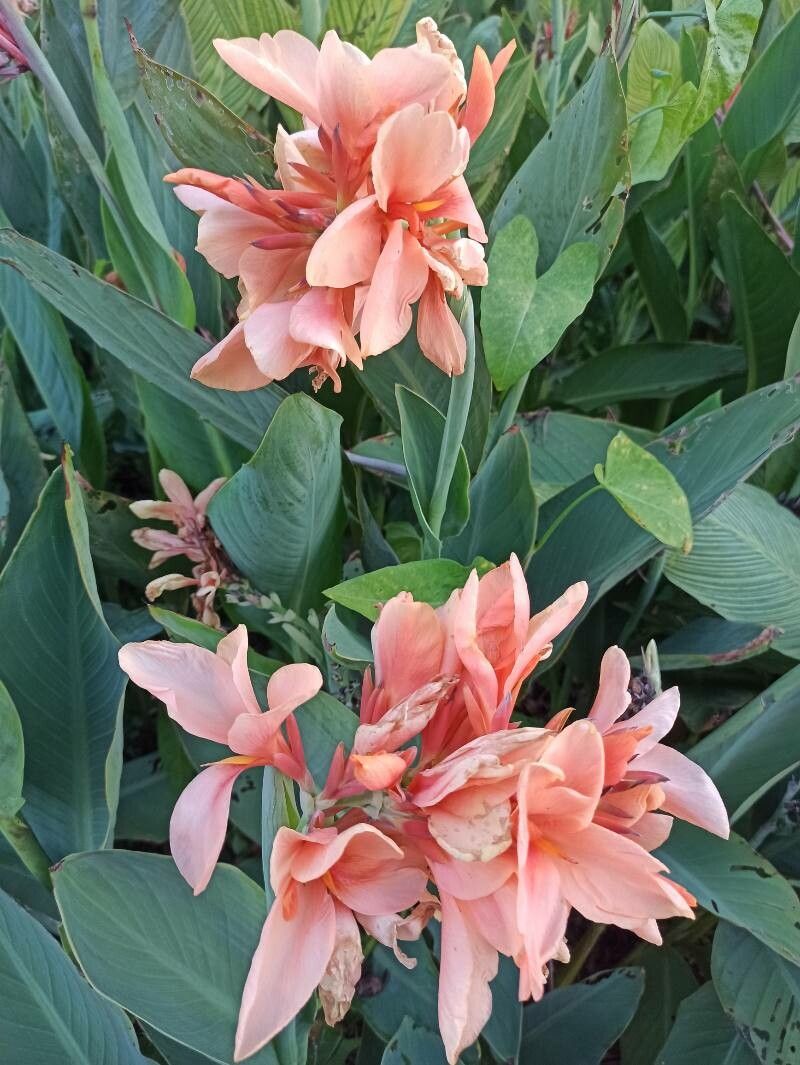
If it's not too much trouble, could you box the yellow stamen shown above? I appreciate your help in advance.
[413,198,446,213]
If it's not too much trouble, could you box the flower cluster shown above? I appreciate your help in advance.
[130,469,231,628]
[167,19,513,392]
[119,556,729,1063]
[0,1,33,83]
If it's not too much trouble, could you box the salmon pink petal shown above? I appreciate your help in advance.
[633,743,730,838]
[429,850,516,901]
[118,640,249,742]
[170,762,247,894]
[623,687,680,753]
[368,41,453,119]
[243,301,313,380]
[237,244,310,308]
[173,187,275,278]
[357,895,440,968]
[460,46,495,144]
[191,323,272,392]
[360,221,429,357]
[214,32,321,122]
[165,169,260,212]
[193,476,227,516]
[526,720,604,830]
[438,892,498,1064]
[289,823,403,883]
[372,592,446,708]
[215,625,261,715]
[372,105,469,210]
[632,811,674,851]
[417,275,466,375]
[453,570,500,721]
[588,646,631,731]
[305,195,383,288]
[158,469,193,510]
[505,581,588,696]
[267,662,324,719]
[289,286,359,366]
[349,750,411,790]
[274,125,327,192]
[319,902,363,1026]
[436,176,487,241]
[491,39,517,80]
[234,880,335,1062]
[516,850,570,1000]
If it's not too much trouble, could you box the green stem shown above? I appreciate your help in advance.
[534,483,603,553]
[0,814,52,891]
[426,295,476,544]
[640,8,707,21]
[618,552,666,647]
[686,145,699,316]
[557,923,605,987]
[484,372,530,457]
[548,0,565,124]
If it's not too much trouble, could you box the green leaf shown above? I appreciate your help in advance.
[595,431,693,552]
[626,212,687,343]
[467,56,535,186]
[657,982,757,1064]
[0,360,46,568]
[520,969,644,1064]
[361,939,441,1041]
[549,342,744,410]
[381,1018,446,1065]
[181,0,299,115]
[0,681,24,819]
[483,955,522,1064]
[0,885,149,1063]
[445,428,536,566]
[115,753,175,844]
[492,51,629,272]
[482,216,598,391]
[528,377,800,637]
[0,229,287,452]
[0,459,125,860]
[721,10,800,180]
[717,193,800,389]
[712,922,800,1065]
[682,0,762,137]
[396,386,470,543]
[621,947,698,1065]
[689,663,800,822]
[324,559,480,621]
[656,823,800,964]
[626,20,682,117]
[53,850,283,1065]
[326,0,411,51]
[664,484,800,659]
[516,411,653,504]
[132,33,275,186]
[208,394,344,613]
[0,258,103,484]
[322,605,374,670]
[653,618,779,670]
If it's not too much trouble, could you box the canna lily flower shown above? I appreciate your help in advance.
[587,646,730,840]
[131,468,230,628]
[514,720,696,1001]
[167,20,515,392]
[235,823,428,1060]
[0,1,32,83]
[118,626,322,893]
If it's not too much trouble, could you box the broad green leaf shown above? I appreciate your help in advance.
[626,212,687,343]
[527,376,800,638]
[721,10,800,181]
[595,431,693,552]
[0,461,125,860]
[626,20,681,117]
[381,1018,446,1065]
[492,51,629,272]
[657,982,757,1064]
[132,34,275,185]
[482,216,598,391]
[483,955,522,1065]
[0,885,149,1063]
[0,360,46,567]
[326,0,411,50]
[116,753,176,844]
[712,922,800,1065]
[361,939,441,1041]
[209,394,344,613]
[520,969,644,1064]
[681,0,762,136]
[549,342,744,410]
[664,484,800,659]
[324,559,480,621]
[149,607,357,784]
[657,823,800,964]
[0,834,57,919]
[689,664,800,822]
[181,0,299,115]
[53,850,283,1065]
[98,0,184,108]
[445,428,536,566]
[654,618,779,670]
[717,193,800,389]
[396,386,470,543]
[0,256,103,484]
[516,411,653,503]
[621,947,697,1065]
[0,681,23,819]
[629,81,696,186]
[0,114,49,244]
[0,229,287,451]
[322,605,374,669]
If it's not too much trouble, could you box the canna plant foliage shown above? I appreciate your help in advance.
[0,0,799,1062]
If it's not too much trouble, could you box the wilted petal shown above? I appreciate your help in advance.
[319,902,363,1025]
[438,891,498,1064]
